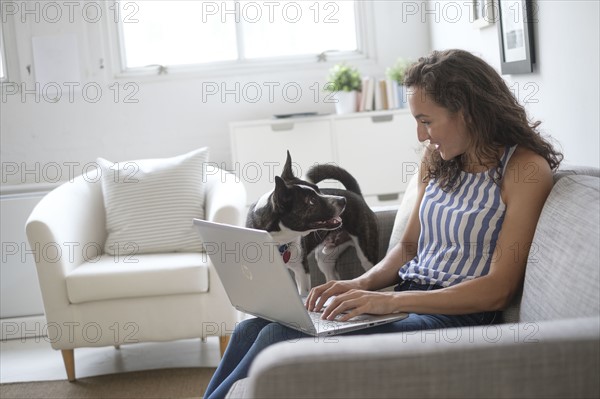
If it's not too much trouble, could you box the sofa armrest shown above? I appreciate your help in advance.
[204,168,247,226]
[373,205,399,250]
[245,317,599,398]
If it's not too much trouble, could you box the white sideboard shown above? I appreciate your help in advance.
[229,109,422,207]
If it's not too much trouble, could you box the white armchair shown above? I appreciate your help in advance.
[25,164,246,381]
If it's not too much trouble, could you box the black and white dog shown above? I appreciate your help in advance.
[246,152,379,295]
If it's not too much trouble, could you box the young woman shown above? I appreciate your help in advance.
[204,49,563,399]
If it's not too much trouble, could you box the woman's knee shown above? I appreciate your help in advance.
[236,317,270,331]
[231,318,270,344]
[230,318,307,349]
[255,322,305,346]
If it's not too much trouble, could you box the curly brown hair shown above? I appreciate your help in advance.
[404,49,562,191]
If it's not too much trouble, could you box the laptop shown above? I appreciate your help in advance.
[193,219,408,337]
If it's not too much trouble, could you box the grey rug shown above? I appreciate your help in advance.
[0,367,216,399]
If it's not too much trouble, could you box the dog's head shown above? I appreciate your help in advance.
[272,151,346,234]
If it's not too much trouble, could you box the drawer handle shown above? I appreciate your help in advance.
[271,123,295,131]
[377,193,399,201]
[371,115,394,123]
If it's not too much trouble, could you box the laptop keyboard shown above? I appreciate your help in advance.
[308,310,370,325]
[303,297,374,326]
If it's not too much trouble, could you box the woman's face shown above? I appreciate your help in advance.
[408,86,471,161]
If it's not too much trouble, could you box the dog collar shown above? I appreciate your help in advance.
[278,244,291,263]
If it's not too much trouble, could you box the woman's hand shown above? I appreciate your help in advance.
[320,290,401,322]
[305,279,364,313]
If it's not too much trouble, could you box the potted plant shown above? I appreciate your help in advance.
[386,58,412,108]
[326,63,361,114]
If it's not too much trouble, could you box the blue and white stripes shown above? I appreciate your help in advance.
[399,145,517,287]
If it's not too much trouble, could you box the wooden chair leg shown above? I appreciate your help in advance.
[219,336,230,357]
[61,349,76,382]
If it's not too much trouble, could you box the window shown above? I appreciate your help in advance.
[117,0,361,72]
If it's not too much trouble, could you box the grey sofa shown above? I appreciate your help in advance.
[227,166,600,398]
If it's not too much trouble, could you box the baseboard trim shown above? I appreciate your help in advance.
[1,315,47,341]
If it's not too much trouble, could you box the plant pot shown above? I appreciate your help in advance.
[333,91,358,114]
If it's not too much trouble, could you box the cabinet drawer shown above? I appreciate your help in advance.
[231,120,334,205]
[333,113,421,197]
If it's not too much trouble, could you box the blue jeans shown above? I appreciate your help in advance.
[204,282,498,399]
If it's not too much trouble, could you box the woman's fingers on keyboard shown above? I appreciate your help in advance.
[321,290,360,320]
[312,280,364,312]
[306,281,335,311]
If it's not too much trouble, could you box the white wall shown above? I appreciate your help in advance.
[1,1,430,188]
[427,0,600,167]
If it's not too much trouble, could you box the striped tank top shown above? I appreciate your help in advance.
[399,145,518,287]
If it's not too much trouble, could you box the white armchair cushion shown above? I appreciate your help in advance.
[97,147,209,255]
[65,253,210,304]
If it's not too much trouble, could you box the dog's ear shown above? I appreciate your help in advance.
[272,176,292,211]
[280,151,295,181]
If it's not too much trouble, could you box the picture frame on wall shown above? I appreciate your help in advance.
[497,0,536,74]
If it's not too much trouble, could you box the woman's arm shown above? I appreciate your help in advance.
[321,148,554,321]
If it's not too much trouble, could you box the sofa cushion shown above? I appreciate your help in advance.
[98,147,209,256]
[553,164,600,182]
[65,253,210,304]
[519,175,600,322]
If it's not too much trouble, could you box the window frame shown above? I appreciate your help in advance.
[103,0,376,80]
[0,14,20,85]
[0,25,7,83]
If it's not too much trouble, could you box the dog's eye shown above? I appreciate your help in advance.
[308,198,316,206]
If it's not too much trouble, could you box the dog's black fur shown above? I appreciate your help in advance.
[304,163,379,271]
[246,151,379,294]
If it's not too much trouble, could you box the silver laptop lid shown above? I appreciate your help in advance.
[193,219,316,334]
